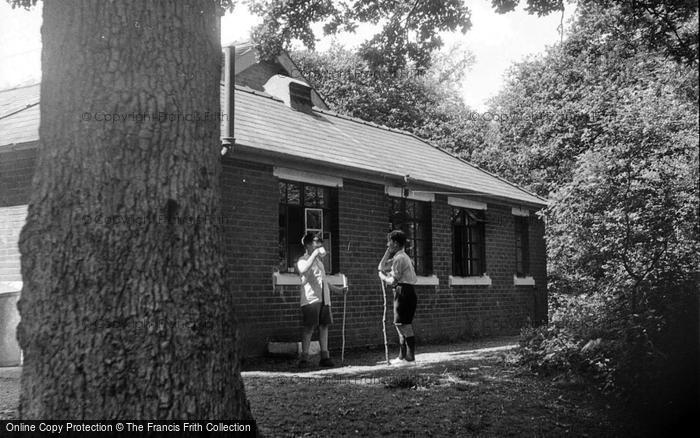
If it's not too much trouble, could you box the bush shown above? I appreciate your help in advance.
[518,284,698,428]
[519,293,620,387]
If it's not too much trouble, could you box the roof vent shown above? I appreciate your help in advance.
[263,75,314,114]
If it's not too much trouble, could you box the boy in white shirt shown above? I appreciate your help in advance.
[297,232,346,368]
[378,230,418,365]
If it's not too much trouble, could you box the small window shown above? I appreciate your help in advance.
[515,216,530,277]
[452,208,486,277]
[389,197,432,276]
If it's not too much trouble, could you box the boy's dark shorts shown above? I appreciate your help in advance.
[301,302,333,327]
[393,284,417,325]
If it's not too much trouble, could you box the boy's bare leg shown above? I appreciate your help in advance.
[299,325,314,366]
[319,324,329,352]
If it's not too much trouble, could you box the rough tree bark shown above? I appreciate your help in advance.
[17,0,252,419]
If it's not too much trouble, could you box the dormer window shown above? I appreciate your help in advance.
[263,75,316,114]
[289,82,313,113]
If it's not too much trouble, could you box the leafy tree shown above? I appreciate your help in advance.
[471,1,699,197]
[495,0,699,65]
[242,0,698,72]
[249,0,471,72]
[292,44,488,156]
[488,1,699,426]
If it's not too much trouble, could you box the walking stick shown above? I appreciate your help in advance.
[341,275,348,364]
[379,277,390,365]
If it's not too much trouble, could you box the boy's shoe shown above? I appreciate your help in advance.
[319,350,334,367]
[319,357,335,367]
[298,353,312,369]
[390,357,406,366]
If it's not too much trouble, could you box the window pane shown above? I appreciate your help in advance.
[288,205,304,267]
[304,185,316,206]
[405,201,415,219]
[415,240,424,260]
[416,202,429,221]
[470,259,481,276]
[323,210,331,233]
[287,183,300,205]
[389,199,404,227]
[318,187,327,207]
[278,208,286,227]
[279,182,287,203]
[305,208,323,230]
[288,244,305,272]
[472,225,482,244]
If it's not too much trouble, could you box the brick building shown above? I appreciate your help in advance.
[0,44,547,362]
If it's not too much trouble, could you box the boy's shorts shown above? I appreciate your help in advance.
[393,284,417,325]
[301,302,333,327]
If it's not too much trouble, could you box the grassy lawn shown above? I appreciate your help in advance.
[241,338,644,437]
[0,338,646,437]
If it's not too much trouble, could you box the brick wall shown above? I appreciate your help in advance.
[0,149,547,357]
[221,159,548,356]
[220,158,288,355]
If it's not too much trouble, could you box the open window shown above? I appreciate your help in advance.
[279,181,338,274]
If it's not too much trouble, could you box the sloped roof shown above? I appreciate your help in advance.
[0,82,546,206]
[0,84,39,146]
[234,87,546,206]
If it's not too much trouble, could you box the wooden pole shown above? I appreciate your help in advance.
[341,275,348,364]
[380,278,390,365]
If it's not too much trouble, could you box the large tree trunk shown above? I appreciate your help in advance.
[17,0,252,419]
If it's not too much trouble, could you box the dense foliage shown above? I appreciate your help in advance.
[249,0,470,72]
[471,2,699,428]
[495,0,699,65]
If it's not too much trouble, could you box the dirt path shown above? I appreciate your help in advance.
[0,338,644,437]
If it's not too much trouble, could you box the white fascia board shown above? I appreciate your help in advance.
[447,197,487,210]
[512,207,530,217]
[385,187,435,203]
[273,167,343,187]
